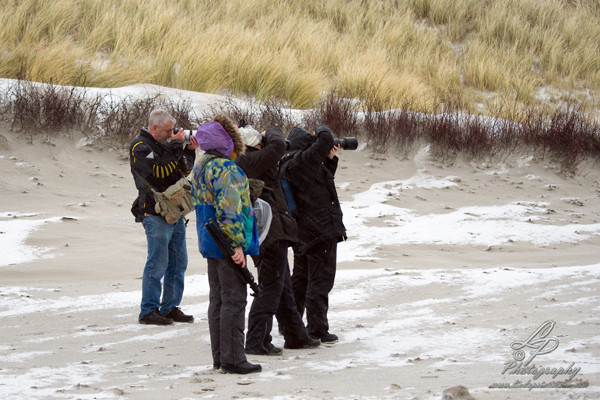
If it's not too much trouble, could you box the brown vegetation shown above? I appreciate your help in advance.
[1,79,597,174]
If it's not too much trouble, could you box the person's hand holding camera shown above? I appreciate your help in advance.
[255,130,266,149]
[329,143,341,159]
[186,136,199,151]
[171,127,185,142]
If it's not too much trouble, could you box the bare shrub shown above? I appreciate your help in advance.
[6,77,89,141]
[257,98,297,134]
[1,76,598,175]
[303,90,360,138]
[486,103,527,162]
[543,105,598,174]
[199,96,260,129]
[94,95,200,149]
[362,110,391,153]
[359,82,388,151]
[460,113,496,160]
[199,96,297,134]
[385,106,427,154]
[583,119,600,161]
[165,97,202,130]
[96,95,162,149]
[516,104,600,174]
[427,108,462,162]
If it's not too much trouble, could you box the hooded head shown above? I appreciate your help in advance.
[194,114,246,158]
[287,127,315,151]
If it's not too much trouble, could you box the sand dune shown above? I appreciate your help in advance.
[1,120,599,399]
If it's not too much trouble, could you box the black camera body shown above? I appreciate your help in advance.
[333,137,358,150]
[173,127,194,144]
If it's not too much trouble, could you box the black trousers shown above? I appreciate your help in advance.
[246,241,312,352]
[207,257,248,367]
[291,238,337,337]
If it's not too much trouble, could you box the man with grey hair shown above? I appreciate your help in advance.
[130,109,198,325]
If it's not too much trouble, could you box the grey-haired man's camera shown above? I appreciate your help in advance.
[173,127,195,144]
[333,137,358,150]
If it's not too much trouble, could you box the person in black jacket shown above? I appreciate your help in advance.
[236,125,321,355]
[129,109,198,325]
[284,125,347,343]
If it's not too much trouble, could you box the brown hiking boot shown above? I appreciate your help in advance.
[164,307,194,323]
[139,310,173,325]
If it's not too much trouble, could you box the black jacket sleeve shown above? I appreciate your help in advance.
[289,125,334,183]
[324,155,338,176]
[236,128,286,178]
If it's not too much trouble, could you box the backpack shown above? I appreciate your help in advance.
[278,151,300,216]
[253,197,272,244]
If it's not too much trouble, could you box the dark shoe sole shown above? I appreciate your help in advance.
[170,317,194,323]
[138,318,173,325]
[245,348,282,356]
[284,339,321,349]
[221,364,262,374]
[309,333,338,343]
[164,308,194,323]
[138,311,173,325]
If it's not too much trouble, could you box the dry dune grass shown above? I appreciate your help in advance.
[0,0,598,113]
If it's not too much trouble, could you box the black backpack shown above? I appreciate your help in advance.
[278,150,300,216]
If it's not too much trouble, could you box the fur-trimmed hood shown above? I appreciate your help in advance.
[213,113,246,157]
[194,113,246,158]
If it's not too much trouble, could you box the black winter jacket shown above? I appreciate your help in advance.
[129,128,196,222]
[284,125,347,253]
[236,127,298,248]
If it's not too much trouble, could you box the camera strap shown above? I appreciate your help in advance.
[132,168,160,195]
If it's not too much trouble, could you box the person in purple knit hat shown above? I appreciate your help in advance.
[190,114,261,374]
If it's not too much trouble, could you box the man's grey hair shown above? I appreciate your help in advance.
[148,109,175,129]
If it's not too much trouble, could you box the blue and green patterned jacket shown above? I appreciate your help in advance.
[191,153,259,258]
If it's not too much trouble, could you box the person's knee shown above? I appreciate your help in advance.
[144,254,169,277]
[221,288,247,311]
[177,255,188,271]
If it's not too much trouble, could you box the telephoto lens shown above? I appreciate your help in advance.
[173,127,194,144]
[183,130,193,144]
[333,137,359,150]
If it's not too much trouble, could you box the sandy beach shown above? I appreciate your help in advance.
[1,111,599,399]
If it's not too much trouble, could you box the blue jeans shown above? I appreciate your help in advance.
[139,215,188,319]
